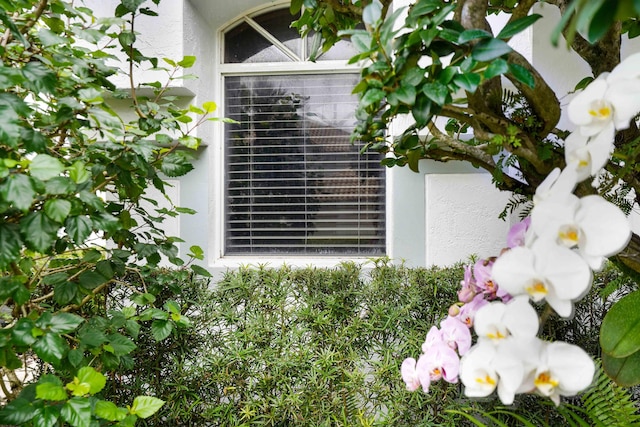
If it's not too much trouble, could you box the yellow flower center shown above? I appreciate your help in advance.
[486,330,507,340]
[534,371,559,396]
[558,225,580,248]
[476,374,496,386]
[431,367,442,380]
[588,106,612,118]
[526,280,548,301]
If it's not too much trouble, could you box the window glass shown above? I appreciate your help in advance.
[224,74,386,255]
[224,20,290,63]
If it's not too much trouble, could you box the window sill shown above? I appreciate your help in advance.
[209,255,380,271]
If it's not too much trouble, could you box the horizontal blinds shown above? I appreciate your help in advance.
[224,74,386,255]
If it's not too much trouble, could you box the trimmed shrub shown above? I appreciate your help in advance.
[102,261,638,426]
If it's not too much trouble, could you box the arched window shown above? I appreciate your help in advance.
[221,6,386,256]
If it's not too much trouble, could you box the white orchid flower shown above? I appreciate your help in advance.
[564,123,615,182]
[530,194,631,271]
[568,71,640,136]
[522,341,595,406]
[490,239,592,317]
[533,167,578,206]
[607,52,640,83]
[473,296,539,343]
[459,339,529,405]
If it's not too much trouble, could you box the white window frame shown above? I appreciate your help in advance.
[210,1,389,268]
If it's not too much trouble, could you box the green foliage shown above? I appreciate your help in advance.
[0,0,214,424]
[95,263,639,426]
[580,361,640,426]
[554,0,640,45]
[601,287,640,386]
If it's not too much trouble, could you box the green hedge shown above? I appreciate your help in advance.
[101,261,637,426]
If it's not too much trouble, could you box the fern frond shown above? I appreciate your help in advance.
[580,360,640,427]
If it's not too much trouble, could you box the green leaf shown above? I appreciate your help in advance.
[66,379,90,397]
[151,319,173,341]
[0,9,30,48]
[45,176,75,195]
[351,32,372,53]
[163,300,180,314]
[95,400,128,422]
[190,264,211,277]
[68,161,91,184]
[603,350,640,387]
[132,292,156,306]
[177,55,196,68]
[78,270,107,290]
[1,173,35,211]
[118,31,136,49]
[65,215,93,244]
[360,88,385,108]
[33,332,68,364]
[458,29,492,44]
[78,326,108,347]
[36,382,68,401]
[68,348,84,367]
[76,366,106,395]
[31,154,64,181]
[32,405,60,427]
[508,63,535,88]
[453,73,481,92]
[54,280,78,305]
[129,396,165,419]
[0,398,35,424]
[38,28,67,46]
[11,318,37,346]
[472,38,512,62]
[484,58,509,79]
[179,135,200,149]
[21,61,56,94]
[160,153,194,177]
[411,95,433,127]
[422,82,449,105]
[202,101,217,113]
[601,290,640,358]
[61,397,92,427]
[21,211,59,253]
[407,148,422,173]
[44,198,72,223]
[362,0,382,26]
[0,222,21,268]
[497,14,542,39]
[48,313,85,334]
[389,84,416,106]
[107,333,136,356]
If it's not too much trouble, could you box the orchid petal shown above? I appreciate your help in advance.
[607,53,640,82]
[606,80,640,130]
[577,195,631,259]
[567,76,609,128]
[546,342,595,395]
[460,342,498,398]
[491,246,537,297]
[533,239,592,301]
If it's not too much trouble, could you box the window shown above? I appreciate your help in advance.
[221,6,385,256]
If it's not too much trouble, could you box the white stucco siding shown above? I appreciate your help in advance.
[86,0,187,89]
[425,173,513,266]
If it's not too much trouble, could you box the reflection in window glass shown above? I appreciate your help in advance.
[224,20,290,63]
